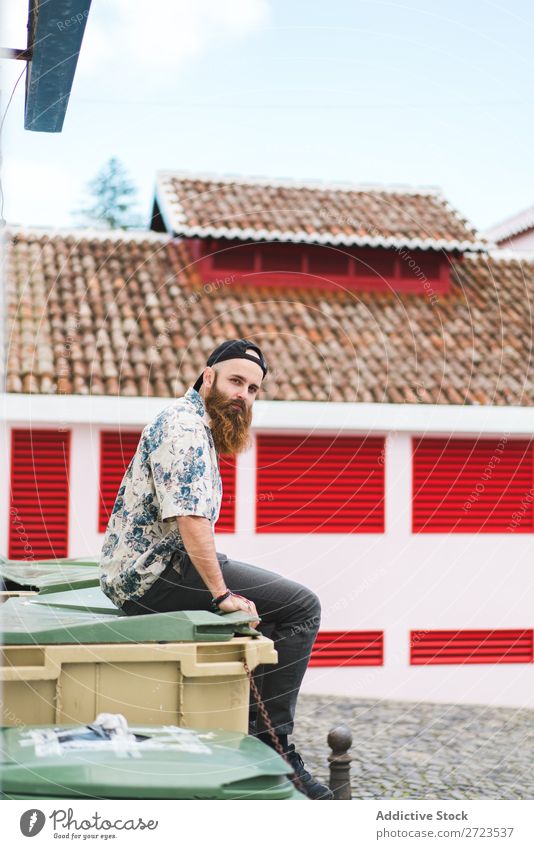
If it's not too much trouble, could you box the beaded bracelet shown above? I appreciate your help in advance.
[210,590,232,611]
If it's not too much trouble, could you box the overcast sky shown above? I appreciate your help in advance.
[1,0,533,232]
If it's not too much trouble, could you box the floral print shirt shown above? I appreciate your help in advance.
[99,387,222,608]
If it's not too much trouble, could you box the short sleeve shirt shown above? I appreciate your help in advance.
[99,387,222,608]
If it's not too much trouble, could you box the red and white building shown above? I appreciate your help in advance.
[485,205,534,252]
[3,173,534,707]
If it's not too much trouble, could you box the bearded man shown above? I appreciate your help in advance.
[99,339,332,800]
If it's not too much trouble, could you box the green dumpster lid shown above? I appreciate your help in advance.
[0,724,304,800]
[30,585,123,613]
[1,596,259,644]
[0,556,100,593]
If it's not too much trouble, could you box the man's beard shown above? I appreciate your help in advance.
[204,377,253,455]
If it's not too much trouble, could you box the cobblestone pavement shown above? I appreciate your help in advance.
[291,694,534,800]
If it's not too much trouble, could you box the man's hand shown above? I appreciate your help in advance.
[218,592,260,628]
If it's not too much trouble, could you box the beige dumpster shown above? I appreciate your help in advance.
[0,590,277,733]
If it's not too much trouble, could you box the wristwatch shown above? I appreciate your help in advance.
[210,590,232,612]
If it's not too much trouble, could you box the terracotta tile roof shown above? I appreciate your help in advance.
[485,205,534,245]
[154,172,487,252]
[4,228,534,406]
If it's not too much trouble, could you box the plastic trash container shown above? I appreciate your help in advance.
[0,718,306,800]
[1,591,277,733]
[0,591,36,605]
[0,555,100,594]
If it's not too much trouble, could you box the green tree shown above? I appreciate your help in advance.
[74,157,143,229]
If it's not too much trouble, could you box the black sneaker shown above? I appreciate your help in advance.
[284,744,334,800]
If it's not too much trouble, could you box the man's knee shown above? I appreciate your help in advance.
[296,586,321,632]
[308,588,321,619]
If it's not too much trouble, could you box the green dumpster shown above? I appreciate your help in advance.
[0,721,306,799]
[0,555,100,594]
[1,591,278,733]
[1,589,261,643]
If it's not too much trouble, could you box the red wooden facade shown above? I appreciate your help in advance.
[256,434,385,533]
[99,431,141,532]
[310,631,384,666]
[187,238,453,295]
[412,437,534,533]
[217,453,237,532]
[9,428,70,560]
[6,427,533,668]
[410,629,534,664]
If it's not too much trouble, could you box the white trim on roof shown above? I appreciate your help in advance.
[2,393,533,437]
[155,218,488,253]
[486,247,534,262]
[156,168,444,196]
[485,206,534,243]
[5,225,172,245]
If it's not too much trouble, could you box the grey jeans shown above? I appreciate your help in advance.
[122,548,321,736]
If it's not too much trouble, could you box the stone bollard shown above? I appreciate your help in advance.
[327,725,353,799]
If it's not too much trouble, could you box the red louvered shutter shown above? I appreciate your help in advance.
[99,431,141,532]
[9,429,70,559]
[256,434,385,533]
[215,454,236,533]
[413,437,534,533]
[410,629,534,664]
[310,631,383,666]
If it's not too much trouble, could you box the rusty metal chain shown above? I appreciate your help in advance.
[242,658,306,795]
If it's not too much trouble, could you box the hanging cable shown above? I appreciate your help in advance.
[0,65,27,225]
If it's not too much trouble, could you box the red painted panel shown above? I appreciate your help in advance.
[256,434,385,533]
[260,244,302,271]
[216,453,237,533]
[211,242,256,270]
[398,249,441,280]
[410,629,534,664]
[412,437,534,533]
[310,630,384,666]
[196,240,450,294]
[307,244,350,275]
[352,247,396,277]
[9,429,70,560]
[99,431,141,532]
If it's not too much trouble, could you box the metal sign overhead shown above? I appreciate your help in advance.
[1,0,92,133]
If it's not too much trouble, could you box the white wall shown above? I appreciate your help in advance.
[499,230,534,251]
[227,433,534,708]
[2,395,534,708]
